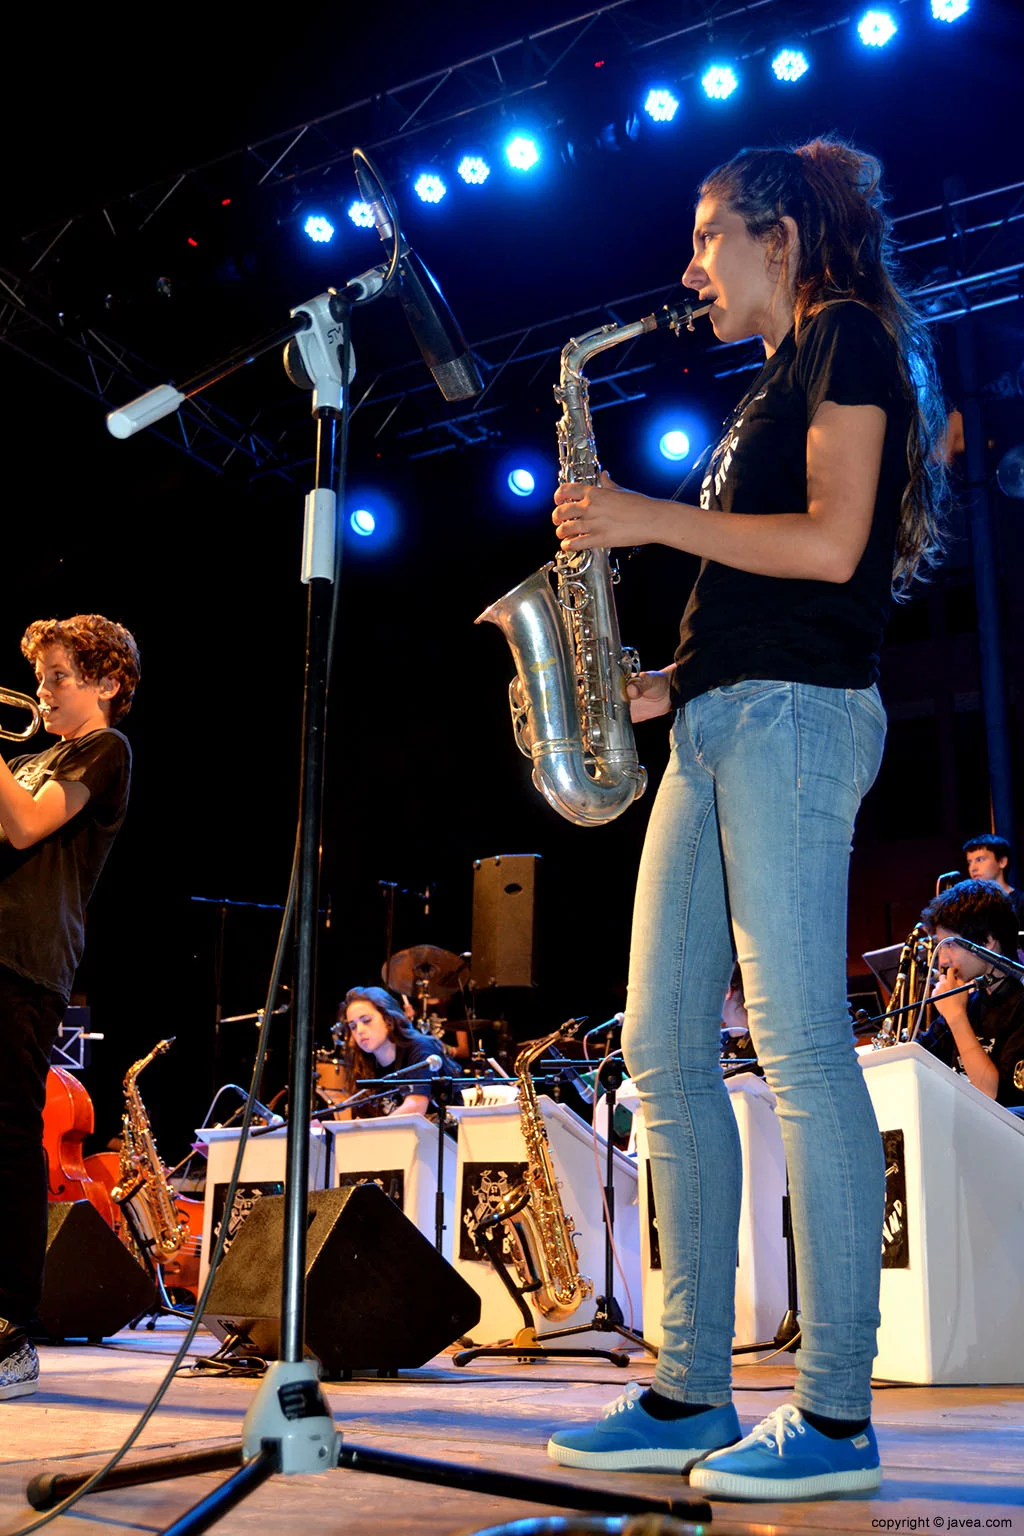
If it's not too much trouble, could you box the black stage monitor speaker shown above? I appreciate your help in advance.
[202,1183,481,1376]
[470,852,540,989]
[36,1201,159,1342]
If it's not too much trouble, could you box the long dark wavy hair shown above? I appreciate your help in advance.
[699,137,950,596]
[339,985,425,1082]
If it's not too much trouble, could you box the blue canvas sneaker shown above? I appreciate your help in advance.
[689,1403,882,1500]
[547,1382,742,1472]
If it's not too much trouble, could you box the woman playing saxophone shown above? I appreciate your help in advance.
[546,138,949,1501]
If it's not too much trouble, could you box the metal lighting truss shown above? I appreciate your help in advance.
[3,178,1019,478]
[313,179,1024,461]
[11,0,848,278]
[0,264,295,480]
[1,0,1017,475]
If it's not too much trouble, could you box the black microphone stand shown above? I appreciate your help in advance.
[731,1172,801,1359]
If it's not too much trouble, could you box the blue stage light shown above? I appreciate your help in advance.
[702,65,738,100]
[771,48,810,82]
[346,488,399,552]
[857,10,897,46]
[931,0,969,18]
[458,156,491,185]
[497,450,550,510]
[348,200,375,229]
[414,173,447,204]
[508,468,536,497]
[648,409,707,477]
[505,135,540,171]
[659,430,691,462]
[644,88,680,123]
[303,215,334,244]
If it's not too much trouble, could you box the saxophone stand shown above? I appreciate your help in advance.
[453,1059,652,1368]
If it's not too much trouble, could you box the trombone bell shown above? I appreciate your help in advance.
[0,689,42,742]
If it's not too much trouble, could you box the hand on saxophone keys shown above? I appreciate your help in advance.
[552,470,668,552]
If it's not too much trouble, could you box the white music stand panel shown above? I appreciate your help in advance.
[325,1115,457,1262]
[194,1126,327,1289]
[637,1072,788,1351]
[860,1042,1024,1383]
[451,1097,641,1348]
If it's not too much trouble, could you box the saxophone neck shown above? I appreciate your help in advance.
[513,1019,584,1081]
[560,316,656,378]
[124,1037,175,1091]
[559,301,712,379]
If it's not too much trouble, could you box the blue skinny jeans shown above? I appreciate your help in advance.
[623,679,887,1420]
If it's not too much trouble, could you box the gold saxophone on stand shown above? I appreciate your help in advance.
[481,1021,593,1321]
[476,301,711,826]
[110,1038,190,1264]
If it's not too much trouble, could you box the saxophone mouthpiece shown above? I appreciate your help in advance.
[660,301,714,334]
[560,1016,588,1038]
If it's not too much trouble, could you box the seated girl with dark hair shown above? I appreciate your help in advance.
[340,986,464,1118]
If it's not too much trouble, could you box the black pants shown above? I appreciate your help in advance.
[0,965,64,1328]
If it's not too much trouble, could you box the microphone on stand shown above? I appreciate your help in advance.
[353,159,483,402]
[309,1053,446,1126]
[368,1054,445,1082]
[938,933,1024,981]
[253,1100,286,1129]
[584,1012,625,1047]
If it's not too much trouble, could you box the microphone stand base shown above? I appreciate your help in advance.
[241,1360,340,1471]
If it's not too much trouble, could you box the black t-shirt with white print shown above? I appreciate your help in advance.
[0,730,131,1002]
[919,976,1024,1109]
[671,302,912,709]
[357,1031,465,1118]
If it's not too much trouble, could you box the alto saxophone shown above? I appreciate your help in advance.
[476,301,711,826]
[110,1038,190,1264]
[479,1020,592,1321]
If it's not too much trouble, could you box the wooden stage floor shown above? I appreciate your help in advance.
[0,1323,1021,1535]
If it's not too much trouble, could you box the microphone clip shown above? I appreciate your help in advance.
[284,293,357,414]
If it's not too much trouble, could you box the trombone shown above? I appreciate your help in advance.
[0,688,41,742]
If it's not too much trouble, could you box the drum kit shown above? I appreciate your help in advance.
[313,944,504,1106]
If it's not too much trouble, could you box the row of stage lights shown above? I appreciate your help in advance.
[344,428,699,547]
[303,0,970,243]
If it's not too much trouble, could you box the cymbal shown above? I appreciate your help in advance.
[382,945,469,999]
